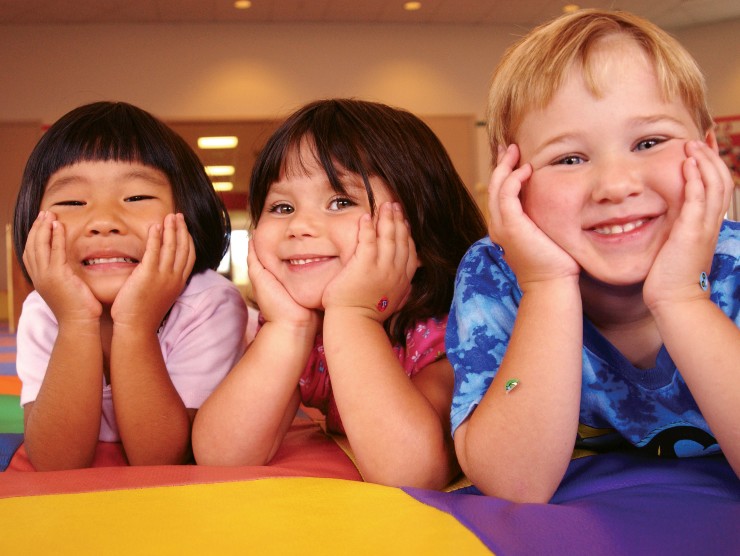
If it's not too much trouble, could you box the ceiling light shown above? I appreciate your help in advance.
[234,0,252,9]
[404,2,422,11]
[562,4,580,13]
[198,136,239,149]
[205,165,236,177]
[212,181,234,192]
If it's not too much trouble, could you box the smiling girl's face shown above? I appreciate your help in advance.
[252,143,396,309]
[40,160,175,305]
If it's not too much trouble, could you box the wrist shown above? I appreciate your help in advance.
[57,317,101,338]
[262,317,319,340]
[324,304,386,324]
[519,274,581,296]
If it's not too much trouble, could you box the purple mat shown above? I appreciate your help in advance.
[405,453,740,555]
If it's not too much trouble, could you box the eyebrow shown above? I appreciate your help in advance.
[627,114,688,128]
[45,168,170,194]
[531,113,689,155]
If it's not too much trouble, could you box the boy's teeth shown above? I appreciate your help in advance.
[84,257,136,266]
[594,219,646,235]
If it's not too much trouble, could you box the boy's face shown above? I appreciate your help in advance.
[40,160,176,305]
[516,36,710,287]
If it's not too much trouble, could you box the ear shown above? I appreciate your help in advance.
[704,128,720,153]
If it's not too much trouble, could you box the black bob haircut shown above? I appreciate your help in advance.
[13,101,230,283]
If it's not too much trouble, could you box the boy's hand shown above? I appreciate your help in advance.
[644,140,734,310]
[322,202,418,322]
[488,145,580,289]
[111,213,195,332]
[248,230,319,331]
[22,211,102,323]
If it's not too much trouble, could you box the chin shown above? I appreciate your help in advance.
[580,270,647,291]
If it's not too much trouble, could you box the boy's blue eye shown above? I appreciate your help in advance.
[635,138,663,151]
[268,203,294,215]
[555,155,584,166]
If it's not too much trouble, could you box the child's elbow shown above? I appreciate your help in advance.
[461,458,557,504]
[359,449,456,490]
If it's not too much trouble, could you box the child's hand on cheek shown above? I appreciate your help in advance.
[248,231,319,331]
[643,140,734,311]
[23,210,102,323]
[322,202,418,322]
[488,145,579,290]
[111,213,195,332]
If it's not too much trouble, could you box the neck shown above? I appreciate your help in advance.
[579,273,661,369]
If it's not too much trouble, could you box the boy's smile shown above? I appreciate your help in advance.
[40,160,176,305]
[516,35,711,287]
[253,149,396,310]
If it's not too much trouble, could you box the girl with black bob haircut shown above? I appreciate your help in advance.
[14,101,229,277]
[13,101,247,470]
[194,98,486,489]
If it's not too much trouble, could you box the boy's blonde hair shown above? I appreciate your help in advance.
[487,9,713,163]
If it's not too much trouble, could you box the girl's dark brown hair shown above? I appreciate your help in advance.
[249,98,486,346]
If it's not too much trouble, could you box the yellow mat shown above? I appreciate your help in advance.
[0,476,490,554]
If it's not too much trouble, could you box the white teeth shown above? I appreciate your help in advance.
[593,219,646,235]
[84,257,136,266]
[289,257,329,265]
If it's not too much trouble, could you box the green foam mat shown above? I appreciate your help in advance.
[0,394,23,433]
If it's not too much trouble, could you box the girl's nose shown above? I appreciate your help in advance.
[86,206,126,235]
[286,209,320,238]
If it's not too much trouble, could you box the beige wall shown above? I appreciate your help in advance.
[0,122,43,295]
[0,17,738,303]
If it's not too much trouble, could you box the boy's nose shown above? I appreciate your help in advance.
[592,160,644,203]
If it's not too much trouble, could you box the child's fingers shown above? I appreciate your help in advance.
[49,219,67,268]
[156,213,178,270]
[22,212,47,273]
[355,211,379,264]
[375,202,398,269]
[488,145,533,235]
[405,226,419,281]
[141,221,163,269]
[391,203,411,271]
[686,140,733,224]
[172,213,195,278]
[487,146,519,230]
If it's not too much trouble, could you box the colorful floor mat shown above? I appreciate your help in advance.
[1,321,739,555]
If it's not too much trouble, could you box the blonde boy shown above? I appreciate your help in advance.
[447,10,739,502]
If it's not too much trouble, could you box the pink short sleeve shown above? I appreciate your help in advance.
[393,315,448,378]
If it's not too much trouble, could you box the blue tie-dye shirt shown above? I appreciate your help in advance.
[447,220,740,458]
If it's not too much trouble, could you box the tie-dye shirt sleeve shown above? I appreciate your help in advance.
[446,237,522,435]
[446,221,740,452]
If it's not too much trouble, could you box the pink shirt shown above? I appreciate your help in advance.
[299,315,448,434]
[17,270,249,442]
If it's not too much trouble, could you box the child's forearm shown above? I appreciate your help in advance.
[323,310,456,489]
[457,279,583,503]
[23,322,103,470]
[110,324,192,465]
[192,321,313,466]
[653,298,740,477]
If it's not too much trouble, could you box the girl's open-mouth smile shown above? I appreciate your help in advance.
[83,256,139,266]
[287,256,333,266]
